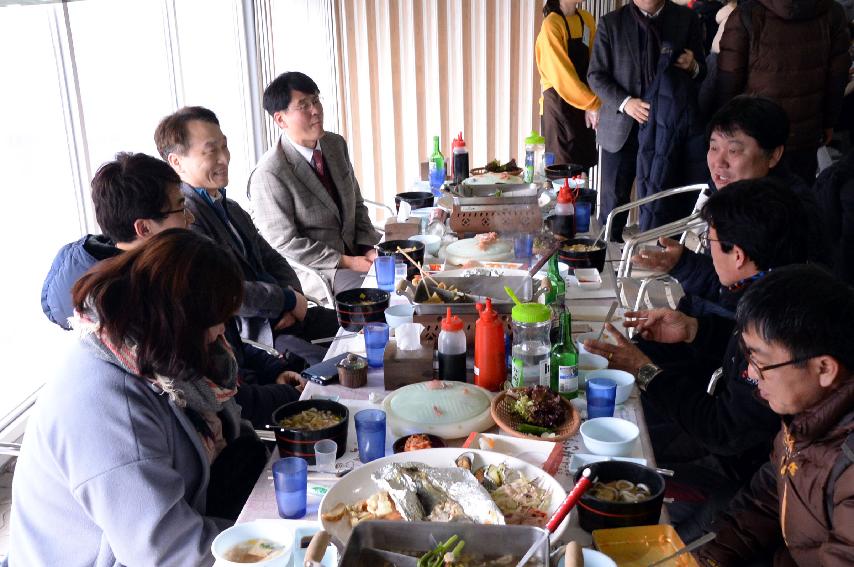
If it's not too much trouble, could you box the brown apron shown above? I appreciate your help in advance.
[542,13,598,170]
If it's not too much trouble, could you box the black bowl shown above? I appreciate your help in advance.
[394,191,434,212]
[545,163,586,180]
[559,237,607,272]
[574,461,665,531]
[335,288,390,331]
[270,400,349,464]
[376,239,426,281]
[392,433,447,454]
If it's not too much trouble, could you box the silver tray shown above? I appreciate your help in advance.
[338,520,550,566]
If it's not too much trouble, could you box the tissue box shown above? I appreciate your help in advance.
[384,218,421,241]
[383,340,434,390]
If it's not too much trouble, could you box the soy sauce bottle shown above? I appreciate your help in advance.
[438,307,467,382]
[552,179,576,239]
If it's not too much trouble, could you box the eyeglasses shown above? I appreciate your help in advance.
[159,206,190,218]
[700,230,731,250]
[288,95,323,113]
[738,338,816,381]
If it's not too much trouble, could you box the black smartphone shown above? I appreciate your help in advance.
[301,353,349,385]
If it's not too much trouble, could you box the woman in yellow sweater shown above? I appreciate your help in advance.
[536,0,601,169]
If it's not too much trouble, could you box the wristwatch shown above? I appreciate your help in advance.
[637,363,664,392]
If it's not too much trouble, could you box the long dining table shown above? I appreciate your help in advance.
[228,229,668,566]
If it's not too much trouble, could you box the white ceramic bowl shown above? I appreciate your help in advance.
[384,304,415,329]
[411,234,441,256]
[580,417,640,457]
[586,369,635,404]
[558,548,618,567]
[574,268,602,290]
[576,331,617,355]
[211,521,292,566]
[578,352,609,383]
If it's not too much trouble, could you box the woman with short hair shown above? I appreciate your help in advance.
[6,229,247,566]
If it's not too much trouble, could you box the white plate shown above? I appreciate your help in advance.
[444,237,514,265]
[558,548,618,567]
[568,452,648,474]
[318,448,569,546]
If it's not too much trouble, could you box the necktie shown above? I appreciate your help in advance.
[312,149,325,178]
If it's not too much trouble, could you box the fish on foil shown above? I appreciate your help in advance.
[372,462,505,525]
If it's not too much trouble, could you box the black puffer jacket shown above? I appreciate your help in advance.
[813,149,854,286]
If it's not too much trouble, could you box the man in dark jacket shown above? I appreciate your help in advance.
[41,152,304,428]
[155,106,340,365]
[585,178,809,540]
[588,0,706,240]
[698,265,854,566]
[716,0,851,183]
[633,96,831,310]
[813,148,854,286]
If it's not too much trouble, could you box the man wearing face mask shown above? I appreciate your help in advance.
[248,72,381,300]
[587,0,706,240]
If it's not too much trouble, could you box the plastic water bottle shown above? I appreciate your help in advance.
[524,130,545,183]
[429,136,446,197]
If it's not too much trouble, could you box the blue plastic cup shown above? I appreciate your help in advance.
[429,166,446,196]
[375,256,395,292]
[575,202,592,233]
[272,457,308,519]
[364,322,389,368]
[544,152,556,167]
[587,377,617,419]
[355,409,387,463]
[514,233,534,260]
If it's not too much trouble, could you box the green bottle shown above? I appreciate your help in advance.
[550,311,579,400]
[429,136,446,194]
[546,254,566,344]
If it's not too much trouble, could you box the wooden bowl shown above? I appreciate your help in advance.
[490,390,580,443]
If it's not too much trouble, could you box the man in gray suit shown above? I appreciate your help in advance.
[248,72,381,298]
[155,106,339,364]
[588,0,705,241]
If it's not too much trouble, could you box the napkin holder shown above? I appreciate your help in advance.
[383,218,420,241]
[383,340,434,390]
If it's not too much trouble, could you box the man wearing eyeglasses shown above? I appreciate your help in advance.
[698,265,854,566]
[249,72,381,299]
[584,177,809,541]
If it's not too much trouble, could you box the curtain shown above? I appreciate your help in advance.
[334,0,544,207]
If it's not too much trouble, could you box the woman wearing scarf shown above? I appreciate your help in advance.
[6,229,250,566]
[535,0,601,169]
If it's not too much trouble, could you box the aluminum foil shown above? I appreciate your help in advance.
[372,462,505,525]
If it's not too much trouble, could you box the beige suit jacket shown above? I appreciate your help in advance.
[248,132,381,298]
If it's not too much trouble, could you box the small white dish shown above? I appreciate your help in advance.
[586,369,635,404]
[557,548,618,567]
[568,452,648,474]
[580,417,639,457]
[574,268,602,290]
[411,234,441,256]
[578,352,609,384]
[575,331,616,355]
[384,304,415,329]
[211,521,292,566]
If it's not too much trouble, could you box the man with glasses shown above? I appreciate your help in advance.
[249,71,381,298]
[42,152,307,428]
[584,177,809,540]
[698,265,854,566]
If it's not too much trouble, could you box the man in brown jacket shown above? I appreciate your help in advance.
[698,265,854,566]
[716,0,850,184]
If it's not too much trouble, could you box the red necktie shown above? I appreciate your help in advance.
[312,149,325,178]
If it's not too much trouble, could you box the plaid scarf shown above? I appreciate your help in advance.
[72,310,241,462]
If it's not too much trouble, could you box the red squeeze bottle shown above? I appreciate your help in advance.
[474,298,506,391]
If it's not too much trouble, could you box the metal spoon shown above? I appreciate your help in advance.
[646,532,716,567]
[595,300,619,343]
